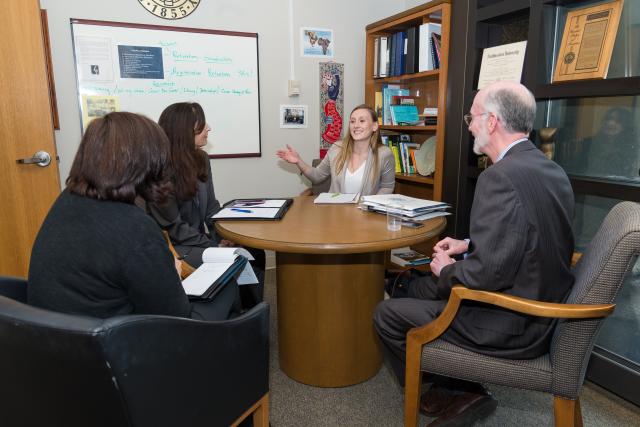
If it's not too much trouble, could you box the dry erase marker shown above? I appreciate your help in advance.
[231,208,253,213]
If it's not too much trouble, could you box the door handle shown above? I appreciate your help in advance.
[16,151,51,167]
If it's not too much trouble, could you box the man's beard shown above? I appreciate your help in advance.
[473,133,488,155]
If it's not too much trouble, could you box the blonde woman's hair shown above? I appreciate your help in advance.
[334,105,383,191]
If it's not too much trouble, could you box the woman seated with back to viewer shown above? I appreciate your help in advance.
[28,112,238,321]
[277,104,395,195]
[144,102,264,307]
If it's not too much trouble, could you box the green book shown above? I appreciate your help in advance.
[390,105,421,125]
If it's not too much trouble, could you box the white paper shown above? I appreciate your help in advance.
[361,194,447,210]
[182,263,229,296]
[477,41,527,89]
[410,211,451,221]
[202,247,254,263]
[212,207,282,219]
[236,262,259,285]
[74,36,115,82]
[314,192,358,204]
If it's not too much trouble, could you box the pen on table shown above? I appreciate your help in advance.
[234,199,265,206]
[236,202,263,207]
[331,193,340,198]
[231,208,253,213]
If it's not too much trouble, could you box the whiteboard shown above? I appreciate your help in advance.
[70,19,261,158]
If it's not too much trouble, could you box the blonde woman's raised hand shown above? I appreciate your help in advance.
[276,144,301,164]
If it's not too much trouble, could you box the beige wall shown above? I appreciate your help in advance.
[40,0,406,203]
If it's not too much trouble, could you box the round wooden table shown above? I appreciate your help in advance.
[216,196,446,387]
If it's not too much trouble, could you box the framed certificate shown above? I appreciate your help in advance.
[477,41,527,89]
[553,0,624,83]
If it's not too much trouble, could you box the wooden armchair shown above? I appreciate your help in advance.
[404,201,640,427]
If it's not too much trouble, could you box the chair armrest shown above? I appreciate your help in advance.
[103,303,270,427]
[408,285,614,347]
[403,285,615,426]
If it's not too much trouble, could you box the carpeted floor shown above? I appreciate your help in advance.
[262,262,640,426]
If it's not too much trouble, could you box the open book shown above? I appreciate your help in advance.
[182,247,259,299]
[313,192,359,204]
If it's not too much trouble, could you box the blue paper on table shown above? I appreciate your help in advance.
[390,105,421,125]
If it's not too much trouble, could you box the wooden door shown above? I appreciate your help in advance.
[0,0,60,277]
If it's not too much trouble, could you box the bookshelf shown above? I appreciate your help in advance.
[365,0,451,202]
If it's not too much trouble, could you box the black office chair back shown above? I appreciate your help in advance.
[0,276,270,427]
[550,201,640,399]
[0,278,130,426]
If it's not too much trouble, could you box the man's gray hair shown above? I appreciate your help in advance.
[483,86,536,134]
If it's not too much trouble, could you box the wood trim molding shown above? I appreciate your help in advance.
[40,9,59,130]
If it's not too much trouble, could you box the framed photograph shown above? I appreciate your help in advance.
[280,104,308,128]
[553,0,624,83]
[301,27,334,58]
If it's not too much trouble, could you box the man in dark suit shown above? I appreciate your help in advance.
[374,81,575,426]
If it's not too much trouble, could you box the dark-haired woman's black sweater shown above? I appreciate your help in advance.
[28,189,192,319]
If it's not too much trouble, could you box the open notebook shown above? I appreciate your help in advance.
[313,192,359,204]
[211,198,293,220]
[182,247,258,299]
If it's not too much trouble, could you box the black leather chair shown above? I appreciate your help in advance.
[0,276,270,427]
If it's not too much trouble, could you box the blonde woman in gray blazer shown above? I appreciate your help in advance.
[277,104,395,195]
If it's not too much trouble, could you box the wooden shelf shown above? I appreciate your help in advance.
[380,125,437,132]
[534,77,640,99]
[372,69,440,84]
[396,173,434,185]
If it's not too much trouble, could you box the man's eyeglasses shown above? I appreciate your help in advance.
[463,112,488,126]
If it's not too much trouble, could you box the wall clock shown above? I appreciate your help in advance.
[138,0,200,20]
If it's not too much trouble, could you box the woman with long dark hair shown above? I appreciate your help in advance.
[28,112,237,320]
[277,104,395,195]
[147,102,264,306]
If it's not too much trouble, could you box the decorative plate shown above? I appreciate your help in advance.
[415,136,436,176]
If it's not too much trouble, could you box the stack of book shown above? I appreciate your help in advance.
[371,22,441,78]
[420,107,438,126]
[390,247,431,267]
[360,194,450,220]
[381,134,420,174]
[375,87,427,126]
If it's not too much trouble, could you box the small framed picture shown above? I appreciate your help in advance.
[280,104,308,128]
[301,27,334,58]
